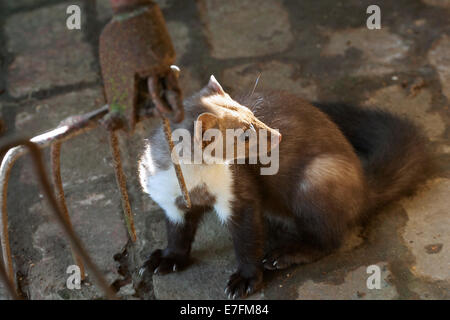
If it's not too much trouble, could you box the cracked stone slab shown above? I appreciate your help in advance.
[222,61,318,101]
[428,35,450,100]
[321,28,409,76]
[401,178,450,281]
[363,85,445,140]
[297,262,398,300]
[26,175,128,299]
[200,0,293,58]
[14,87,104,135]
[5,2,97,98]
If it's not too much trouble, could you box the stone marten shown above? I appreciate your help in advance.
[138,76,432,299]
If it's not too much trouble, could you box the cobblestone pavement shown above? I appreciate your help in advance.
[0,0,449,299]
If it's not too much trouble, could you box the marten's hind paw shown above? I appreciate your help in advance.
[144,249,190,275]
[262,251,293,270]
[225,270,263,299]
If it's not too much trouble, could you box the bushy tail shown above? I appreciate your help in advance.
[315,103,435,212]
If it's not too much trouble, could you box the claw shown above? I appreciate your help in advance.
[173,264,177,272]
[138,267,146,277]
[154,267,160,275]
[170,65,180,78]
[147,76,171,115]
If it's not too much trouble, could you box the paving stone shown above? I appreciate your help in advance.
[223,61,318,101]
[321,28,409,76]
[200,0,293,59]
[401,178,450,281]
[296,263,398,300]
[363,85,445,140]
[14,87,103,135]
[11,87,113,183]
[428,35,450,100]
[26,176,128,299]
[5,2,98,98]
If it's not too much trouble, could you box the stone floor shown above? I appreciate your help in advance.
[0,0,449,300]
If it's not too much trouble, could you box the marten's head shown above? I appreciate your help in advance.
[190,76,281,164]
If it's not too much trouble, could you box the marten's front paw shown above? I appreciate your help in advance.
[144,249,190,275]
[225,270,263,299]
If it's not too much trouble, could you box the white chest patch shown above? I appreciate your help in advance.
[139,151,234,224]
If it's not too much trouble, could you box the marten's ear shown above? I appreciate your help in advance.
[207,75,226,95]
[194,112,219,143]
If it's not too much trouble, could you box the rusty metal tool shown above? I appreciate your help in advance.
[0,0,191,299]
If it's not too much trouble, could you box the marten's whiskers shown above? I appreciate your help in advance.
[249,73,262,98]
